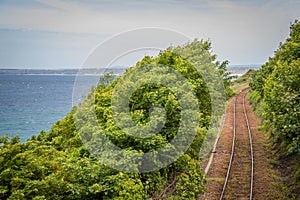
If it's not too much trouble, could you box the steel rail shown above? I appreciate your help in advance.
[219,96,236,200]
[219,89,254,200]
[242,91,254,200]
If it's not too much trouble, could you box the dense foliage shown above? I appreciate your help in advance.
[0,40,232,199]
[233,69,256,85]
[249,21,300,178]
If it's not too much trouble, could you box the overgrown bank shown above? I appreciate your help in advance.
[0,40,233,199]
[249,20,300,198]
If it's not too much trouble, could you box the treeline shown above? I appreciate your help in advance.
[249,21,300,179]
[0,40,233,199]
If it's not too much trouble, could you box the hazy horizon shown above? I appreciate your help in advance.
[0,63,263,70]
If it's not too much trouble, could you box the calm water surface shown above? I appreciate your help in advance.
[0,74,98,141]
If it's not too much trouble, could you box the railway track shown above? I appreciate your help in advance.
[219,88,254,200]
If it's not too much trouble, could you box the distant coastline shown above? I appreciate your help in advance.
[0,65,261,77]
[0,67,127,76]
[227,64,261,77]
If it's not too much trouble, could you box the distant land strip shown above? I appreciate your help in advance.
[0,67,127,75]
[0,65,261,76]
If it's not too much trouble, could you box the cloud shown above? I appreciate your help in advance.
[36,0,90,12]
[0,0,299,68]
[0,0,298,35]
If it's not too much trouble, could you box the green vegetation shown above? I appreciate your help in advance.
[231,69,256,92]
[0,40,233,199]
[249,20,300,197]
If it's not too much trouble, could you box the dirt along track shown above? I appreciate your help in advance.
[199,88,275,200]
[219,88,253,199]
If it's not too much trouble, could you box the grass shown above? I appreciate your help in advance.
[231,81,248,92]
[205,177,225,182]
[230,69,257,92]
[261,131,299,200]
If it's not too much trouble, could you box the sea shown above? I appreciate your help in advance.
[0,65,257,142]
[0,74,99,142]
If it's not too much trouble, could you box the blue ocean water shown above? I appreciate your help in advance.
[0,74,98,141]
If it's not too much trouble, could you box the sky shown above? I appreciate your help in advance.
[0,0,299,69]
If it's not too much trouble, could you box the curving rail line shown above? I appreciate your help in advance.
[219,88,254,200]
